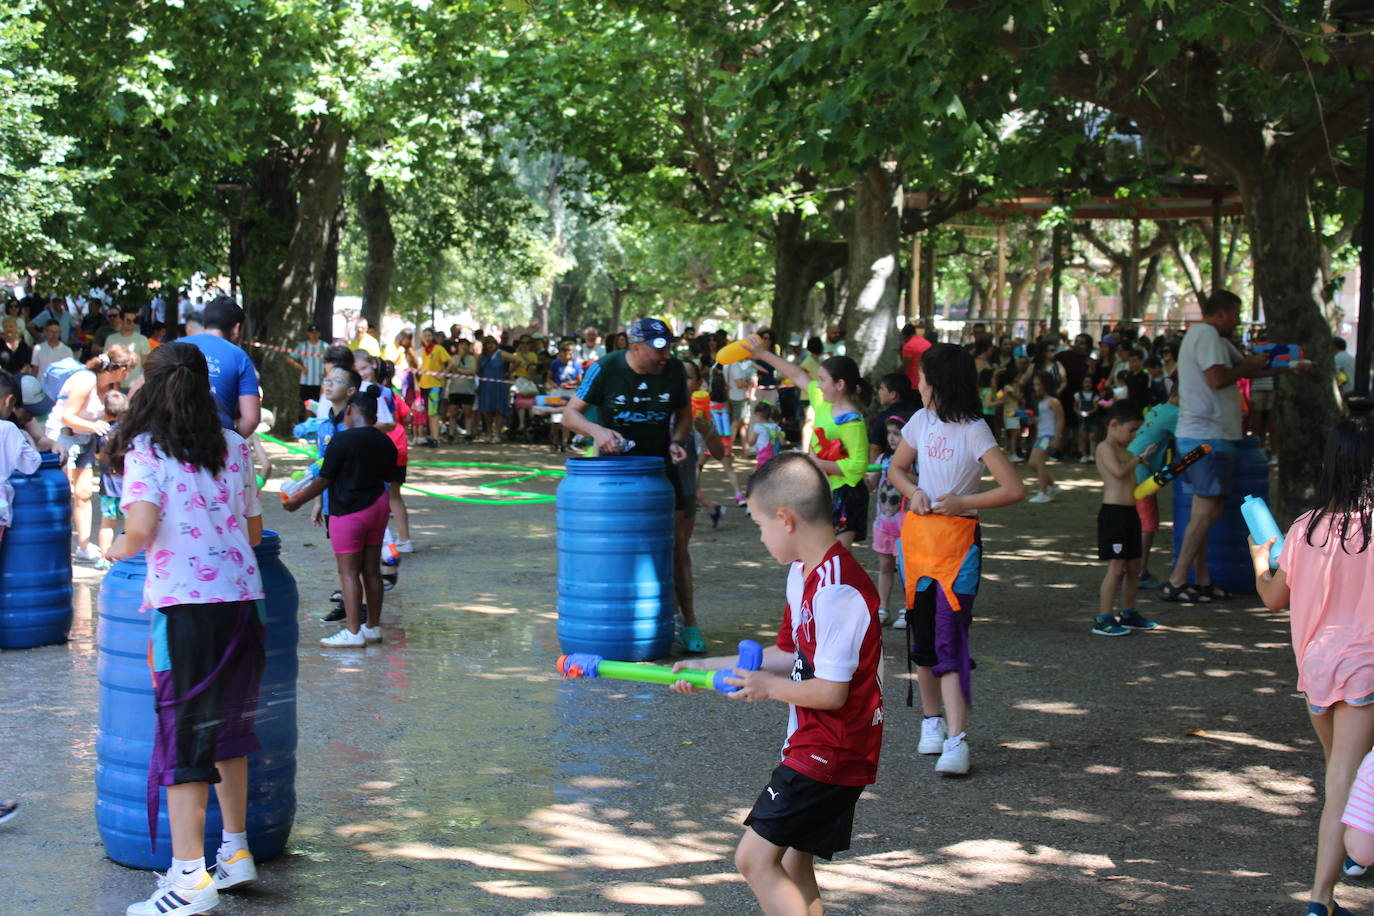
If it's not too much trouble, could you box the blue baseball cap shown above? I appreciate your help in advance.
[627,317,677,350]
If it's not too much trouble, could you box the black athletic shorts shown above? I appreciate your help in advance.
[394,465,407,484]
[745,764,864,860]
[448,392,475,407]
[1097,503,1142,561]
[832,483,869,541]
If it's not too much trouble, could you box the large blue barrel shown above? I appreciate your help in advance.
[1172,437,1269,594]
[95,530,299,869]
[0,450,73,648]
[557,456,675,661]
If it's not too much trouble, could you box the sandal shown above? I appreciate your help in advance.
[1159,582,1203,603]
[679,626,708,654]
[1194,583,1232,601]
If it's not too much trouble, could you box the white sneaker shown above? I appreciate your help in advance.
[212,846,257,890]
[1049,484,1063,496]
[396,539,414,553]
[1008,454,1024,464]
[892,610,908,629]
[73,544,103,564]
[936,733,971,776]
[1027,491,1053,504]
[320,628,365,648]
[918,716,947,755]
[1079,455,1095,464]
[127,871,218,915]
[876,607,889,624]
[359,623,383,644]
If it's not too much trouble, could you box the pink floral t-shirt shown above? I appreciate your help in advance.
[120,430,265,608]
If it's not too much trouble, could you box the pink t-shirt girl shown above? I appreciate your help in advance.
[120,430,265,609]
[1280,510,1374,709]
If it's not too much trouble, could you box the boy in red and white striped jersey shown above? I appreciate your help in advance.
[673,452,883,916]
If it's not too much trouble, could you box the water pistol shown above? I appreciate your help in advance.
[557,640,764,694]
[813,428,849,462]
[716,334,763,365]
[1132,443,1210,500]
[691,389,710,419]
[1241,495,1284,570]
[1254,344,1303,369]
[279,463,320,503]
[535,394,569,408]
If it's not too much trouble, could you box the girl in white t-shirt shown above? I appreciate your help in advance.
[888,343,1025,778]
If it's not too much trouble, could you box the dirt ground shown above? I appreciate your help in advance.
[0,440,1357,914]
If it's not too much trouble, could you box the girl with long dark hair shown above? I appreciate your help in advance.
[1252,416,1374,916]
[887,343,1025,777]
[107,342,266,916]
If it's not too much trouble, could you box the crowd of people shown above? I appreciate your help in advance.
[4,280,1374,916]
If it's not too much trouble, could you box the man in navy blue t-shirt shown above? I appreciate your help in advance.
[180,296,261,438]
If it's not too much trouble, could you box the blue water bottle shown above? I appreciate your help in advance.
[1240,495,1283,570]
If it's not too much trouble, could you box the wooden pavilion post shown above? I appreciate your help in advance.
[908,233,921,321]
[1210,197,1224,293]
[1050,223,1064,335]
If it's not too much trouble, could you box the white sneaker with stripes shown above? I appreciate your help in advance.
[126,870,217,915]
[213,845,258,891]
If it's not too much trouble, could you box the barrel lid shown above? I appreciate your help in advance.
[564,455,666,475]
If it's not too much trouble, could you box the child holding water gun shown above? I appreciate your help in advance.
[283,392,398,648]
[868,415,910,628]
[1090,403,1158,636]
[744,340,869,548]
[1250,416,1374,916]
[670,453,883,916]
[1127,390,1180,590]
[746,401,783,469]
[888,343,1025,777]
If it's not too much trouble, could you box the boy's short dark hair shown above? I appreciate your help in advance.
[333,366,362,390]
[754,401,775,421]
[203,295,243,333]
[878,372,912,402]
[1144,355,1162,369]
[324,345,353,371]
[0,371,18,405]
[347,391,378,425]
[1107,403,1141,425]
[746,452,831,525]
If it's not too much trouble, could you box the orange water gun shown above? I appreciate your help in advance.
[691,389,710,419]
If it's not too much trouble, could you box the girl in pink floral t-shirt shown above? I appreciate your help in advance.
[106,342,266,916]
[1252,416,1374,916]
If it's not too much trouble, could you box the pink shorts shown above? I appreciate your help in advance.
[1135,494,1159,533]
[871,514,901,555]
[328,492,390,555]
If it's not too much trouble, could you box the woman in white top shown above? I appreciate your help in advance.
[46,346,136,562]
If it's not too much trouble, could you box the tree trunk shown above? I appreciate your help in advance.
[845,164,901,377]
[1138,252,1162,317]
[314,203,342,335]
[1241,162,1340,516]
[259,118,350,434]
[609,284,625,334]
[919,239,936,321]
[769,209,846,346]
[358,180,395,334]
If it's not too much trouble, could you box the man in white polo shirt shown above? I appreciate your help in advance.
[1161,289,1305,604]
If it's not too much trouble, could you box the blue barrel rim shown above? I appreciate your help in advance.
[563,455,667,475]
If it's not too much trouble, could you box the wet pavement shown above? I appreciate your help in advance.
[0,443,1363,913]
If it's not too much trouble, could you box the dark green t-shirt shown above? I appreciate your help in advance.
[575,350,688,458]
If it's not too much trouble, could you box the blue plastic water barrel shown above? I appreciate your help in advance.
[0,451,73,649]
[557,456,675,661]
[1172,437,1268,594]
[95,530,298,869]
